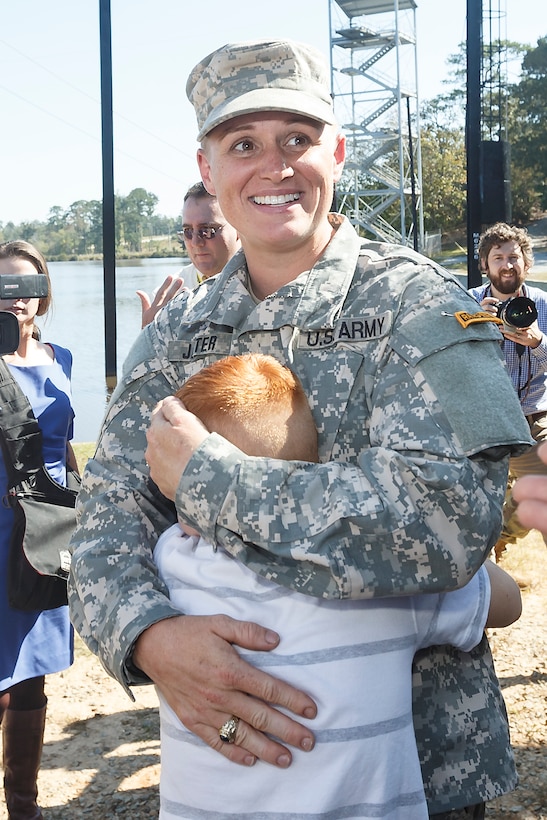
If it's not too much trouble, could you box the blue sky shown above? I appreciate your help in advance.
[0,0,543,225]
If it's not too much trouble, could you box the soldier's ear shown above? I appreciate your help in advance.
[197,150,216,197]
[332,132,345,184]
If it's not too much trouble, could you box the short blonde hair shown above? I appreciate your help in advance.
[176,353,318,462]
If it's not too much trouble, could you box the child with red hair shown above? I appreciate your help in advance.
[153,353,520,820]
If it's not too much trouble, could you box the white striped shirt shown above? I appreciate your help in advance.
[154,526,490,820]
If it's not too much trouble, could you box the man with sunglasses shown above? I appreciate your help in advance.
[137,182,240,327]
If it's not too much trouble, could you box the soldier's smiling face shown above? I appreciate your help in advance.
[197,112,345,260]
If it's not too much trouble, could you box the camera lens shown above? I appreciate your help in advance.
[497,296,537,329]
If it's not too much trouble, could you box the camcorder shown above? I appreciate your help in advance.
[496,295,538,333]
[0,275,49,355]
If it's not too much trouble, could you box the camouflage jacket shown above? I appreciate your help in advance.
[69,217,531,811]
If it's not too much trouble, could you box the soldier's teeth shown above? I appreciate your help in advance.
[253,193,300,205]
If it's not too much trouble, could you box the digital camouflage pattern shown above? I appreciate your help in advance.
[413,635,516,811]
[69,216,532,812]
[186,39,337,141]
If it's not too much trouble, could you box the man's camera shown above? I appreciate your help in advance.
[496,296,538,333]
[0,275,49,356]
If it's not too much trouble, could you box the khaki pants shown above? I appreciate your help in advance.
[502,412,547,542]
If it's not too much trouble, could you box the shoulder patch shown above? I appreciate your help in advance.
[451,311,504,329]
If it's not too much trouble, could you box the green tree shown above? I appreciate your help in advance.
[65,200,100,255]
[0,222,18,243]
[85,200,103,254]
[419,112,466,232]
[436,39,527,136]
[420,38,541,228]
[19,222,39,242]
[116,188,159,252]
[509,36,547,213]
[46,206,66,232]
[1,188,178,258]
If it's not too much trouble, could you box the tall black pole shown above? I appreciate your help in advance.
[99,0,117,387]
[466,0,483,287]
[406,96,419,252]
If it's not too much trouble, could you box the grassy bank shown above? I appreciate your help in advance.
[73,442,96,473]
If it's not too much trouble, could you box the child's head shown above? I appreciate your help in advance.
[175,353,318,462]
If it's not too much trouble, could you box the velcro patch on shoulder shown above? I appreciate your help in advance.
[453,310,504,329]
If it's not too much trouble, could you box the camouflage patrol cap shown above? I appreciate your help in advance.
[186,39,336,141]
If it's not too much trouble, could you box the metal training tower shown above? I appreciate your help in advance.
[329,0,424,249]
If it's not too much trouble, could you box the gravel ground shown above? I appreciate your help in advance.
[482,531,547,819]
[0,530,543,819]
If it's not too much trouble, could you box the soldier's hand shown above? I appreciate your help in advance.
[132,614,317,767]
[146,396,209,500]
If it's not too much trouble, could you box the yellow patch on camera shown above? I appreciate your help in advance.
[454,311,504,329]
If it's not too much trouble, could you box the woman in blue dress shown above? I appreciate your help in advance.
[0,241,77,820]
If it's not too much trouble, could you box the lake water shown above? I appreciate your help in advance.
[34,257,547,443]
[36,257,185,443]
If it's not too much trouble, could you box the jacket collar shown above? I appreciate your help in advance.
[187,215,362,331]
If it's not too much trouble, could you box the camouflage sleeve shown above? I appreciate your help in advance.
[177,414,511,602]
[174,265,531,600]
[68,325,182,691]
[68,262,529,680]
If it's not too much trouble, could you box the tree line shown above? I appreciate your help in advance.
[1,35,546,256]
[0,188,182,261]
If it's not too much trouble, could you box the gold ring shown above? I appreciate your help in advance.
[218,716,239,744]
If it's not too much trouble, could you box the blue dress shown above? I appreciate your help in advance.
[0,344,75,689]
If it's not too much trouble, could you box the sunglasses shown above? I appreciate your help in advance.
[179,225,225,242]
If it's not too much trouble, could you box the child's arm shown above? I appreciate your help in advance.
[485,559,522,628]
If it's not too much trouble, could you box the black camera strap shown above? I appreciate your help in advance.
[0,358,45,487]
[485,284,532,397]
[0,357,79,612]
[513,285,528,358]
